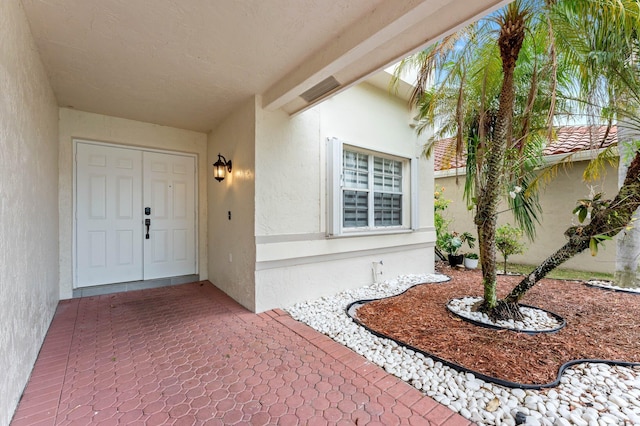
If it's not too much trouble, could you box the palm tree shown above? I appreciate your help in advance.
[396,0,556,317]
[397,0,640,316]
[475,2,530,315]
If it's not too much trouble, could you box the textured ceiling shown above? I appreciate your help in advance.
[20,0,509,133]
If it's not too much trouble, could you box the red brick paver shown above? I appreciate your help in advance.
[11,282,474,425]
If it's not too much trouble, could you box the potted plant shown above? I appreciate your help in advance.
[442,232,475,266]
[463,252,479,269]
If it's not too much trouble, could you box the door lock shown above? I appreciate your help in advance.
[145,218,151,239]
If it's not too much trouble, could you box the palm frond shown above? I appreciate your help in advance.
[507,175,542,240]
[583,144,620,180]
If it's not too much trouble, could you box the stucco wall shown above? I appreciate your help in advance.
[436,160,618,273]
[253,83,435,312]
[0,1,60,425]
[207,98,257,311]
[58,108,208,299]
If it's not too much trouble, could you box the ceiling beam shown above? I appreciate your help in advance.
[262,0,511,114]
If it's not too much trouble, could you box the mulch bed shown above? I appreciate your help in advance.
[355,262,640,385]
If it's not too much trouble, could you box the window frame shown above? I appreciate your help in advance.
[327,138,419,237]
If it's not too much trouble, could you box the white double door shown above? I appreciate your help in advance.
[76,142,196,287]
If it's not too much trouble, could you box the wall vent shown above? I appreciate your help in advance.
[300,76,341,103]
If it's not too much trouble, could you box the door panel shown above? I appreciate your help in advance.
[89,175,106,218]
[117,176,134,218]
[88,231,106,267]
[143,152,196,280]
[76,143,143,286]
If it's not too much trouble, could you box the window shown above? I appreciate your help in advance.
[327,138,418,236]
[343,150,404,228]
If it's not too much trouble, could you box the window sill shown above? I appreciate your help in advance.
[327,228,414,239]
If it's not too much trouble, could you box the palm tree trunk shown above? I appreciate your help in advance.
[475,5,526,310]
[504,238,589,304]
[615,124,640,288]
[505,149,640,303]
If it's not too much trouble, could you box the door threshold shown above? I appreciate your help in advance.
[72,274,200,298]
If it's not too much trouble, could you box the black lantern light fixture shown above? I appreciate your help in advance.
[213,153,232,182]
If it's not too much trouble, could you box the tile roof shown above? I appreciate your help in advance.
[432,125,617,171]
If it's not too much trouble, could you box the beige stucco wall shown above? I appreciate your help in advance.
[207,97,257,311]
[0,1,60,425]
[436,160,618,273]
[253,83,435,312]
[58,108,208,299]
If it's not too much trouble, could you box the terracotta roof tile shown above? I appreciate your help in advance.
[432,136,465,172]
[432,125,617,171]
[543,125,617,155]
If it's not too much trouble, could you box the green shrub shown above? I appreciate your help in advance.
[434,188,452,252]
[495,224,526,273]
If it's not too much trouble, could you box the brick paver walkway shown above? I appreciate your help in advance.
[11,282,473,425]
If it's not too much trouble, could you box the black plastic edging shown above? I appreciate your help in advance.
[445,298,566,335]
[345,281,640,390]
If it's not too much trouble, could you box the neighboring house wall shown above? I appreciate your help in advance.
[0,1,60,425]
[436,160,618,273]
[58,108,208,299]
[253,83,435,312]
[207,98,257,311]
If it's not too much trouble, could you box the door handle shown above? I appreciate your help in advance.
[145,219,151,239]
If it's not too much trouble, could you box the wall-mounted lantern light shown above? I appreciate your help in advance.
[213,153,232,182]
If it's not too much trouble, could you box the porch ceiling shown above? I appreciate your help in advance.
[20,0,509,133]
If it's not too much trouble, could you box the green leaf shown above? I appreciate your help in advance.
[589,237,598,256]
[578,207,588,223]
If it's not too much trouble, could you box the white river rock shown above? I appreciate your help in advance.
[286,274,640,426]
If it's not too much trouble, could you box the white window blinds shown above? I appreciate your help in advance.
[327,138,418,236]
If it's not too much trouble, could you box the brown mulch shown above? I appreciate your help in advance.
[355,262,640,386]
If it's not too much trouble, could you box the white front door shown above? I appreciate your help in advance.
[143,151,196,280]
[76,143,144,286]
[76,142,196,288]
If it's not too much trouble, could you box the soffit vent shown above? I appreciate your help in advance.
[300,76,341,103]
